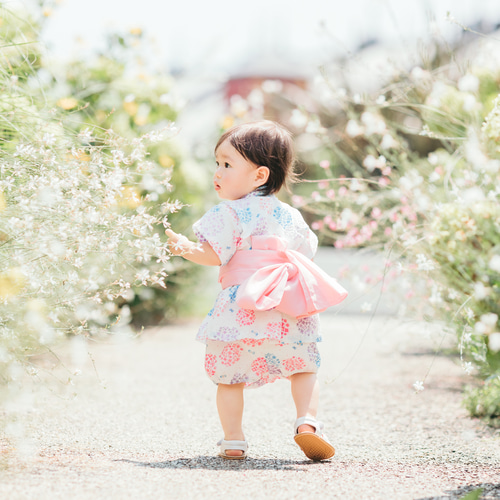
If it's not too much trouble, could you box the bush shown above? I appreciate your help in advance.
[0,5,188,398]
[221,35,500,424]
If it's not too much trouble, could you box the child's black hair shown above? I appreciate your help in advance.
[215,120,297,196]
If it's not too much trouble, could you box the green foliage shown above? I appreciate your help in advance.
[459,488,484,500]
[0,3,201,399]
[464,377,500,428]
[36,18,206,326]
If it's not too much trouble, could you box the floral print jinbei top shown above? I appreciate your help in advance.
[193,191,321,345]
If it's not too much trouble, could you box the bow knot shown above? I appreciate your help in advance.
[219,236,348,319]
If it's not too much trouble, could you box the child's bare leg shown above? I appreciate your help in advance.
[216,383,245,457]
[290,372,319,433]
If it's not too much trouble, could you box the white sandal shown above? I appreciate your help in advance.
[294,416,335,461]
[217,439,248,460]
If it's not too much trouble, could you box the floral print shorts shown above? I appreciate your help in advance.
[204,338,321,389]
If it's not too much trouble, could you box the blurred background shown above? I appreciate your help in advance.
[32,0,500,148]
[2,0,500,421]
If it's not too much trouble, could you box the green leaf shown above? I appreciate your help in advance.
[460,487,483,500]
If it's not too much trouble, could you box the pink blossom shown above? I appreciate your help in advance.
[319,180,329,190]
[319,160,330,169]
[312,191,321,201]
[311,220,323,230]
[384,227,393,236]
[323,215,333,225]
[382,166,392,176]
[360,226,373,238]
[326,189,335,199]
[292,195,304,207]
[371,207,382,218]
[369,220,378,230]
[334,240,344,249]
[379,177,390,187]
[339,186,348,196]
[328,221,337,230]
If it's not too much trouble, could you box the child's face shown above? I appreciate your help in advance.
[213,140,268,200]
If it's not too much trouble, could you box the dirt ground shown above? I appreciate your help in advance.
[1,314,499,499]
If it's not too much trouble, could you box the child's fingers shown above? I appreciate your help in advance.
[165,229,177,239]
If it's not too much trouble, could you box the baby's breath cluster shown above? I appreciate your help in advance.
[0,5,186,395]
[0,118,180,379]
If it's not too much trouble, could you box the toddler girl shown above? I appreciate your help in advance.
[166,120,347,461]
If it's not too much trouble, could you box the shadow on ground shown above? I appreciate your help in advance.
[417,483,500,500]
[117,456,327,471]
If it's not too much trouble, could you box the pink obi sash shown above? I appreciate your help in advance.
[218,236,348,319]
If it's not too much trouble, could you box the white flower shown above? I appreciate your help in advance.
[475,321,487,335]
[463,94,477,112]
[380,134,397,149]
[262,80,283,93]
[462,327,472,343]
[473,282,489,300]
[481,313,498,328]
[489,333,500,352]
[172,235,191,252]
[462,187,485,203]
[42,133,56,146]
[413,380,424,393]
[360,302,373,313]
[416,254,436,271]
[363,155,377,172]
[361,112,386,136]
[458,74,479,93]
[429,284,442,304]
[429,171,440,183]
[462,362,473,375]
[410,66,430,82]
[78,128,93,142]
[289,109,308,129]
[346,120,363,137]
[464,308,474,320]
[489,255,500,273]
[399,170,423,190]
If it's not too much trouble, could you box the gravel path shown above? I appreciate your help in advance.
[1,314,499,499]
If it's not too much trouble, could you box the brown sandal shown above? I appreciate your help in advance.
[294,417,335,461]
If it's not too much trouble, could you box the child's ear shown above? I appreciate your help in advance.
[255,166,270,186]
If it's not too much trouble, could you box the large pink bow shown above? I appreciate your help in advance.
[219,236,348,319]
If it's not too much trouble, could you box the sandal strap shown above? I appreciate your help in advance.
[294,416,324,435]
[217,439,248,452]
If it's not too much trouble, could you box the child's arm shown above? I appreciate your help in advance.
[165,229,221,266]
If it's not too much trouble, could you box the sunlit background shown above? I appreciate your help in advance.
[21,0,500,145]
[1,0,500,433]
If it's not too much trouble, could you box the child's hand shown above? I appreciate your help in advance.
[165,229,220,266]
[165,229,193,256]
